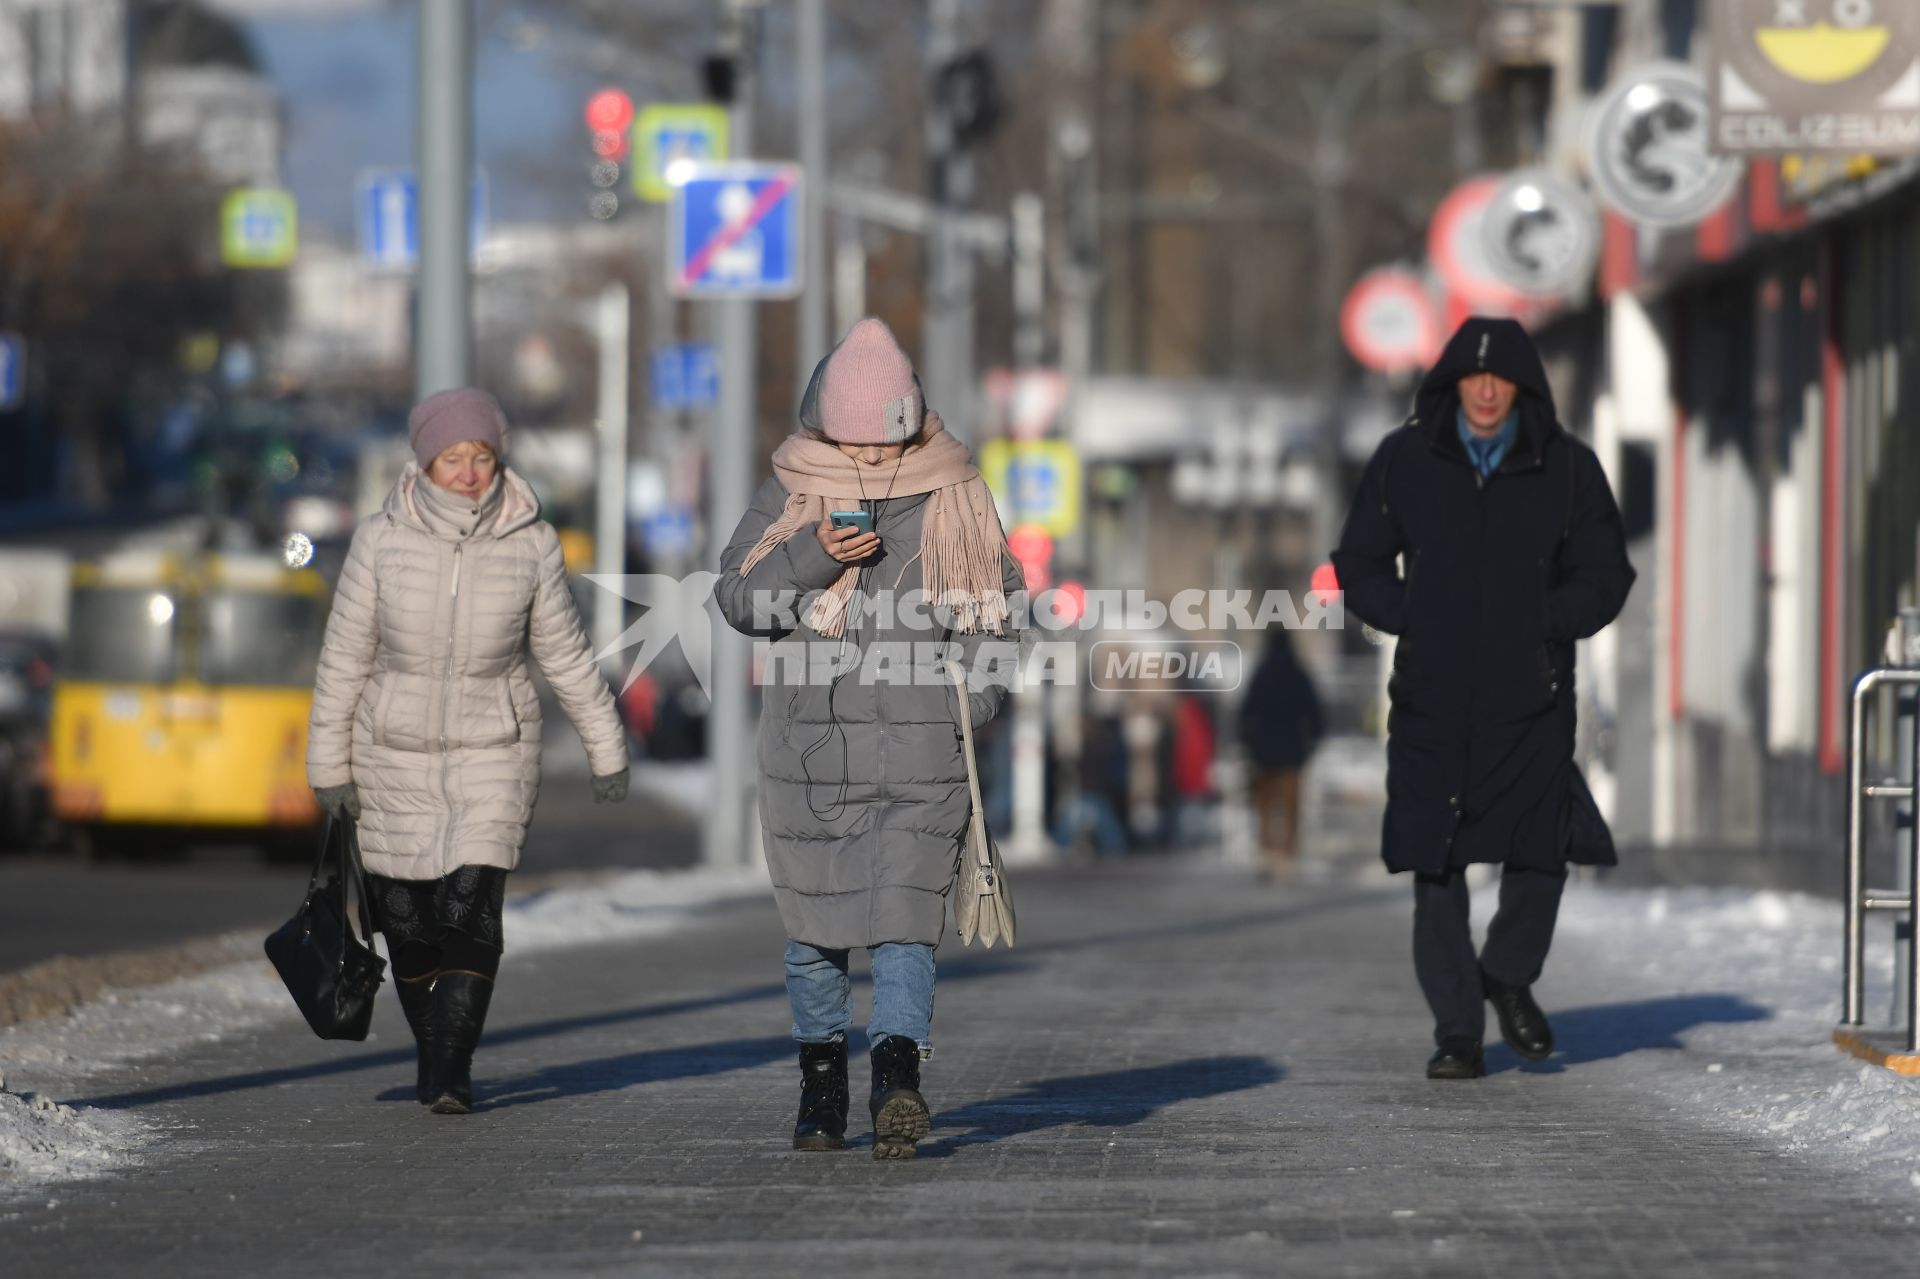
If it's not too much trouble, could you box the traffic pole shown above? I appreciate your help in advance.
[796,0,830,388]
[923,0,978,440]
[705,0,762,871]
[593,283,631,666]
[415,0,472,399]
[1007,192,1048,865]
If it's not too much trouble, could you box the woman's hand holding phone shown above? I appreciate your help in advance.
[817,513,880,564]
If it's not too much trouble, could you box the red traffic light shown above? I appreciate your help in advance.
[1310,562,1340,603]
[585,87,634,135]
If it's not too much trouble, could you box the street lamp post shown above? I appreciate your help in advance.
[416,0,473,399]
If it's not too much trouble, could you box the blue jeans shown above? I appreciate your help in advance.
[785,940,935,1050]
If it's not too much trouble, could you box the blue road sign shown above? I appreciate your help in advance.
[357,169,490,269]
[0,333,22,412]
[1007,456,1060,517]
[668,163,803,299]
[641,508,698,558]
[648,343,719,411]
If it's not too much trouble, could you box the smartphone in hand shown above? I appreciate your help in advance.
[829,510,873,535]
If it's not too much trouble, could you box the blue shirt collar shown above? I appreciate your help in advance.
[1457,408,1518,477]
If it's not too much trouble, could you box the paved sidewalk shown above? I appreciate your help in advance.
[4,862,1919,1276]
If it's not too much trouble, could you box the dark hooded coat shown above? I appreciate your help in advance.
[1331,317,1635,876]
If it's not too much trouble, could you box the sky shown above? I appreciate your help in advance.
[243,6,636,241]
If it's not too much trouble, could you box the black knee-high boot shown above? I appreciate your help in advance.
[428,971,495,1115]
[385,939,444,1106]
[394,975,440,1104]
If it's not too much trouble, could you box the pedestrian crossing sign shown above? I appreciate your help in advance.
[634,104,731,203]
[221,189,298,269]
[981,439,1082,538]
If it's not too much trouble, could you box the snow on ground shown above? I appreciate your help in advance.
[0,1082,151,1195]
[628,760,715,823]
[0,865,763,1196]
[1557,882,1920,1194]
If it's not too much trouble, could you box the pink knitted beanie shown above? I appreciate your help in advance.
[408,388,509,469]
[815,318,922,444]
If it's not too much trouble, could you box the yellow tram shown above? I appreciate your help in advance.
[48,549,326,846]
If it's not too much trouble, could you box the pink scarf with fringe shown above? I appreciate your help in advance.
[738,414,1015,637]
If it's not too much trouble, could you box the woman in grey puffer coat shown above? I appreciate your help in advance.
[308,388,630,1115]
[718,319,1024,1159]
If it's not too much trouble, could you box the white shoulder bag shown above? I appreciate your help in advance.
[945,659,1015,948]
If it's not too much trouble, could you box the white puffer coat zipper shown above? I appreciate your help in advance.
[307,463,628,879]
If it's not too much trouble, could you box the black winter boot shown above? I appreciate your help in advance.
[1482,967,1554,1061]
[792,1040,850,1151]
[1426,1038,1486,1080]
[394,975,440,1105]
[427,971,495,1115]
[868,1035,930,1161]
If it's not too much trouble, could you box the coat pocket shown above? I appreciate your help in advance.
[367,673,393,747]
[372,671,432,752]
[1537,642,1559,703]
[448,678,520,751]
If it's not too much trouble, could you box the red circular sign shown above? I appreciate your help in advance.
[585,88,634,135]
[1340,269,1440,374]
[1427,176,1529,310]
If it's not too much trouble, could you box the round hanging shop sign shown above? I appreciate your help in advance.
[1585,60,1742,228]
[1479,169,1602,300]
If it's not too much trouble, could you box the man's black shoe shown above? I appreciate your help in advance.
[1482,968,1554,1061]
[1426,1039,1486,1080]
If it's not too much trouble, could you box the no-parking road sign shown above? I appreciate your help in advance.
[668,163,804,299]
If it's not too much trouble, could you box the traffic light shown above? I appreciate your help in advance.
[703,54,737,105]
[935,51,1001,150]
[584,87,633,220]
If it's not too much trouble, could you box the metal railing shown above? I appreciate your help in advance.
[1843,668,1920,1049]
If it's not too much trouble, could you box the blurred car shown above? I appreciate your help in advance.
[0,630,58,848]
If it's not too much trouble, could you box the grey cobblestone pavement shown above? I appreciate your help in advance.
[4,860,1920,1277]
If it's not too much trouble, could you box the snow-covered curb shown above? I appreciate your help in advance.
[0,865,763,1195]
[1556,883,1920,1193]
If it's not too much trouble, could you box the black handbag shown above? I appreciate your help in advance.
[264,814,387,1041]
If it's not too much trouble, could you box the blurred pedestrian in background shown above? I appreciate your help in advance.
[1332,317,1634,1082]
[1167,688,1218,848]
[716,318,1024,1160]
[1237,629,1324,882]
[306,388,629,1115]
[1053,699,1132,857]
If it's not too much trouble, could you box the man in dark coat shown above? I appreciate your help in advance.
[1331,316,1635,1080]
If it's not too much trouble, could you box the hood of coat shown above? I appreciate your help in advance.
[1412,316,1560,470]
[386,461,543,542]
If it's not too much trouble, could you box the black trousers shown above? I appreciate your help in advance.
[1412,865,1566,1046]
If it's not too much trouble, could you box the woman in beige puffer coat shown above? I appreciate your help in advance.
[308,388,629,1115]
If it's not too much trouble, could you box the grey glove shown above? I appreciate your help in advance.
[592,771,629,804]
[314,782,361,821]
